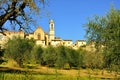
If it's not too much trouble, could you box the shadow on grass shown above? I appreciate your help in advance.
[0,67,28,74]
[0,66,61,76]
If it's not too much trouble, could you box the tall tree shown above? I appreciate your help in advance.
[85,7,120,69]
[0,0,46,32]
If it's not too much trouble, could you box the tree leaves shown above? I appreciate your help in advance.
[85,7,120,69]
[0,0,46,32]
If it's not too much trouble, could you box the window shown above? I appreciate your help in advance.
[38,33,41,40]
[68,42,70,44]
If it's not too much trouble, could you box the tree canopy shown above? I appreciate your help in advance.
[4,37,35,67]
[0,0,46,32]
[85,7,120,69]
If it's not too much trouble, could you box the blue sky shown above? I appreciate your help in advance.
[37,0,120,42]
[4,0,120,42]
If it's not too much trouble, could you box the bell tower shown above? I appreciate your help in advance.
[49,19,55,41]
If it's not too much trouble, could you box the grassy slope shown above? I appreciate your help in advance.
[0,66,120,79]
[0,60,120,80]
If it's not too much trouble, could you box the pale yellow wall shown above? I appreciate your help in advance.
[0,31,24,49]
[34,27,45,40]
[76,41,86,47]
[51,40,61,46]
[36,40,45,46]
[0,33,6,49]
[50,31,55,40]
[26,34,34,39]
[62,40,73,47]
[0,33,11,49]
[4,31,24,39]
[49,20,55,41]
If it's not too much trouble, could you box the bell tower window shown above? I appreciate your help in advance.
[51,24,53,30]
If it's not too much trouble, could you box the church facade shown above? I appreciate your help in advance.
[0,20,86,49]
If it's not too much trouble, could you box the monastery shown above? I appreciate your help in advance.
[0,20,86,49]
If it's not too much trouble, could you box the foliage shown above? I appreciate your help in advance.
[85,7,120,69]
[3,39,84,69]
[1,36,107,70]
[55,46,67,68]
[0,0,46,32]
[77,48,85,68]
[83,51,104,69]
[66,47,82,68]
[4,37,35,67]
[31,45,43,64]
[42,46,57,67]
[55,46,83,69]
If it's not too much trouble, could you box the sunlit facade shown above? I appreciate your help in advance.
[0,20,86,49]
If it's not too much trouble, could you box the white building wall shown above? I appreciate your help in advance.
[63,41,73,47]
[51,40,61,46]
[36,40,45,46]
[76,41,86,47]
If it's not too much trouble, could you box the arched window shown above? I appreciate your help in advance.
[38,33,41,40]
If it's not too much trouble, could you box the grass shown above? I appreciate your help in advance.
[0,72,110,80]
[0,66,120,80]
[0,60,120,80]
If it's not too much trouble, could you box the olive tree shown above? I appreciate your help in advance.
[85,7,120,70]
[4,37,35,67]
[42,46,57,67]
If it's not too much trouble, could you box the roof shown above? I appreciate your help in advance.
[76,40,86,42]
[52,39,61,41]
[55,37,61,39]
[34,26,45,33]
[63,40,72,41]
[45,32,48,35]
